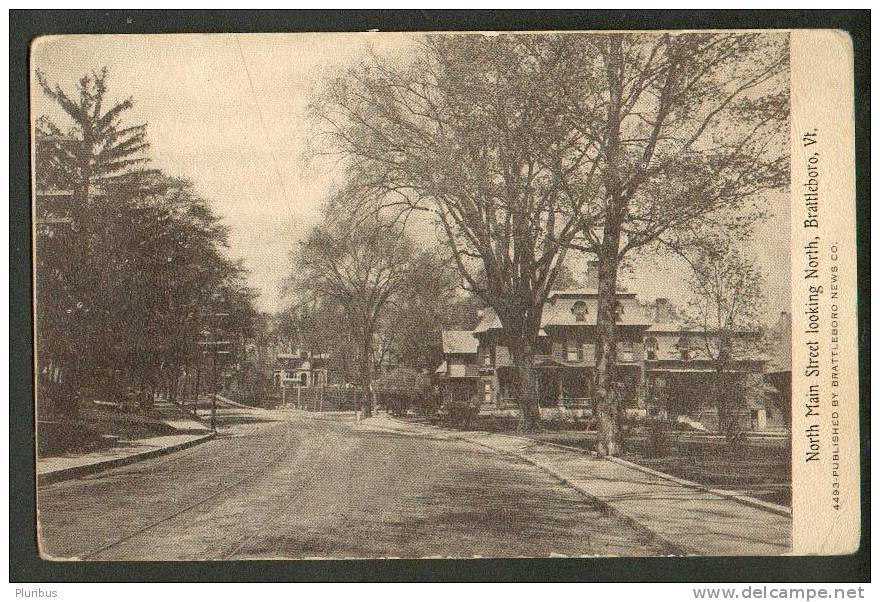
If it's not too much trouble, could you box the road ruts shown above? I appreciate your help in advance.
[38,410,672,559]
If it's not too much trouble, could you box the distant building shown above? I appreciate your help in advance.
[272,350,329,389]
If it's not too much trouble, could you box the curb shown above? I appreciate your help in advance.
[38,431,216,487]
[606,455,792,518]
[378,416,790,553]
[214,394,261,410]
[375,417,690,554]
[485,434,790,519]
[459,435,693,556]
[384,417,790,519]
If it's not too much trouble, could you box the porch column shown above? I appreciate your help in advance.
[637,363,647,409]
[557,371,564,406]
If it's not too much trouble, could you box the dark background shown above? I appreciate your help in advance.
[10,9,870,583]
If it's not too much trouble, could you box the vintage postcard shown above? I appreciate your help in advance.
[30,29,858,560]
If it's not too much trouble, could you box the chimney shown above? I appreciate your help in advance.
[654,298,671,323]
[585,260,600,289]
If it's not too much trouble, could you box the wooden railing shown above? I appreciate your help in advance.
[559,397,592,409]
[497,397,520,410]
[496,397,592,410]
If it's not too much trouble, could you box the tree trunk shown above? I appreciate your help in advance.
[592,38,629,457]
[509,337,541,432]
[594,247,622,457]
[194,366,201,414]
[360,336,374,418]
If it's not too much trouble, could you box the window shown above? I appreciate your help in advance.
[566,339,583,362]
[620,341,635,362]
[483,381,492,403]
[645,337,658,360]
[571,301,587,322]
[483,346,493,366]
[678,336,691,361]
[299,373,308,386]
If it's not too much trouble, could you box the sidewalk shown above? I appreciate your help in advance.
[38,431,216,486]
[38,400,217,486]
[360,414,791,556]
[152,399,213,431]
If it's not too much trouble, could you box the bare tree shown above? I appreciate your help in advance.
[312,33,787,437]
[546,32,789,455]
[286,214,436,417]
[681,243,766,434]
[312,35,595,430]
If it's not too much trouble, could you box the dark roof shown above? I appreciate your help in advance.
[473,290,652,333]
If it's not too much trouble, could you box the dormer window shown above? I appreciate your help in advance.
[645,337,658,360]
[571,301,587,322]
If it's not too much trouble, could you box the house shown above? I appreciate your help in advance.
[435,330,480,404]
[271,350,329,389]
[642,301,777,431]
[462,287,653,418]
[763,311,792,428]
[436,286,786,431]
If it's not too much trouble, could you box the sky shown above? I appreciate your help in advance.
[30,33,791,318]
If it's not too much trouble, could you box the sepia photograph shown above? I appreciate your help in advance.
[26,27,854,563]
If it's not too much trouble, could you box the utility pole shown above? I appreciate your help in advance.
[196,307,230,432]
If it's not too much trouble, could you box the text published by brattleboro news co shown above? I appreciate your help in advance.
[789,30,859,555]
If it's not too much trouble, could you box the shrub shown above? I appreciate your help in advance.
[445,396,481,428]
[724,422,749,457]
[373,367,433,417]
[646,419,674,457]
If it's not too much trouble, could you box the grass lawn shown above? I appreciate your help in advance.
[38,400,183,457]
[529,430,791,507]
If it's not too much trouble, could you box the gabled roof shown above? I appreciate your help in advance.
[441,330,479,354]
[473,310,502,334]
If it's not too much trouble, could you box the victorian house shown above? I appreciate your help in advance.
[437,287,786,432]
[271,350,330,389]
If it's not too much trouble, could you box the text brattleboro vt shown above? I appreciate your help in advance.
[798,129,845,507]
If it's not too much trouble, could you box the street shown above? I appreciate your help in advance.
[37,406,671,559]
